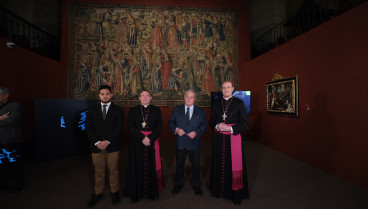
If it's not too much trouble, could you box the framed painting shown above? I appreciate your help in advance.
[68,3,239,106]
[266,75,298,117]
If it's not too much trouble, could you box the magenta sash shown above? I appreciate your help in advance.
[141,131,163,191]
[219,124,243,191]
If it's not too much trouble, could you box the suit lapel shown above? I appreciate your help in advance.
[191,106,197,121]
[105,103,114,120]
[100,103,114,121]
[181,104,186,118]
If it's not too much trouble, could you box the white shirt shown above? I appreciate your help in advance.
[185,105,194,120]
[95,102,112,146]
[101,102,111,113]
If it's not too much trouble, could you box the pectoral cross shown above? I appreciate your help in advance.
[222,113,227,121]
[142,121,146,128]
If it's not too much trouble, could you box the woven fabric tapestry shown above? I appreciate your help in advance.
[69,3,238,106]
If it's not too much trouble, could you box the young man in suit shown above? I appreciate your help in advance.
[168,90,207,196]
[85,85,124,208]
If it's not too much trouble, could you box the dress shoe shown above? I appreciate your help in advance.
[193,186,202,196]
[150,195,159,200]
[13,183,24,193]
[87,193,103,208]
[172,185,183,195]
[232,199,241,205]
[111,191,120,205]
[0,183,8,190]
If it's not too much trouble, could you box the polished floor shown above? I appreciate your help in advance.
[1,140,367,209]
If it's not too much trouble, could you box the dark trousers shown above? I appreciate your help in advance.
[175,149,200,187]
[0,144,24,188]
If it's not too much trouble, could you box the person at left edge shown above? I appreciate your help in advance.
[125,90,163,203]
[85,85,124,208]
[0,87,24,193]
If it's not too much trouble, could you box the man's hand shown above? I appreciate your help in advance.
[187,131,197,139]
[142,136,151,146]
[0,112,10,120]
[218,123,231,132]
[176,128,186,136]
[97,140,109,150]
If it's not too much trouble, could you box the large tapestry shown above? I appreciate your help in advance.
[69,3,238,106]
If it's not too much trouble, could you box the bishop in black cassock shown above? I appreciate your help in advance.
[125,90,163,203]
[209,81,250,205]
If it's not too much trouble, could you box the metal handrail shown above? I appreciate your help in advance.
[0,7,60,61]
[252,0,367,58]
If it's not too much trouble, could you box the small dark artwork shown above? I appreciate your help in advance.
[266,76,298,117]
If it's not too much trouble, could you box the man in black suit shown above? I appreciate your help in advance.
[85,85,124,208]
[168,90,207,196]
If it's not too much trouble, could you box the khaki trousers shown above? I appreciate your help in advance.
[91,150,120,194]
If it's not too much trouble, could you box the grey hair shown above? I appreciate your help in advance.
[184,89,196,98]
[0,87,9,95]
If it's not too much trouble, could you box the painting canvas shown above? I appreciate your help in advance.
[266,76,298,116]
[68,3,239,106]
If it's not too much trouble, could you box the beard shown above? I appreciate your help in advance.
[101,98,112,104]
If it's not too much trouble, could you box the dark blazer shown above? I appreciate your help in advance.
[85,102,124,153]
[0,100,23,145]
[168,104,207,150]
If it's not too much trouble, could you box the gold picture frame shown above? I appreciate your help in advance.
[266,75,298,117]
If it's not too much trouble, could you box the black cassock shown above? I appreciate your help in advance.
[125,105,163,202]
[209,97,250,202]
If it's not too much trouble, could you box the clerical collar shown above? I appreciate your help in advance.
[141,104,149,108]
[223,96,233,100]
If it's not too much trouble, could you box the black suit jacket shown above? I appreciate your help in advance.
[85,102,124,153]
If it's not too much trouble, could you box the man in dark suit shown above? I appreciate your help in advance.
[168,90,207,196]
[85,85,124,208]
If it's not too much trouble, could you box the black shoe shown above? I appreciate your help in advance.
[232,199,241,205]
[150,195,159,200]
[172,185,183,195]
[87,194,103,208]
[13,183,24,193]
[193,186,202,196]
[111,191,120,205]
[0,183,8,190]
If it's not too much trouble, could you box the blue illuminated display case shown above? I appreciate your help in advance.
[34,99,98,161]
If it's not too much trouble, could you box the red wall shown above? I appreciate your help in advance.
[240,2,368,188]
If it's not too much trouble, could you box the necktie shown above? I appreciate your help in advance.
[102,105,107,120]
[185,107,190,123]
